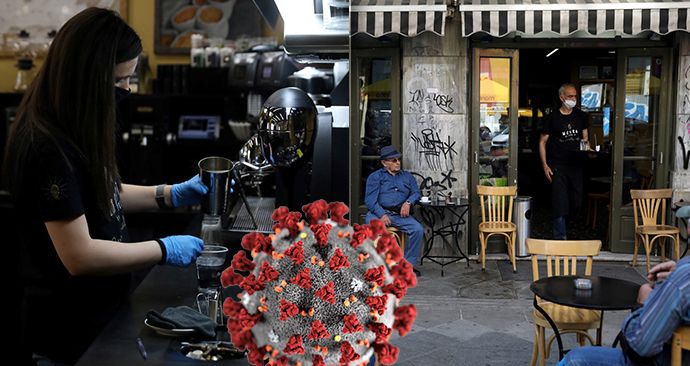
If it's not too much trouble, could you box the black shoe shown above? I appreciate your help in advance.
[413,268,422,277]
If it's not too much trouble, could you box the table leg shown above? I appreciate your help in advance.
[533,297,565,360]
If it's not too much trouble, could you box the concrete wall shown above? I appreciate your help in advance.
[401,18,471,258]
[673,32,690,202]
[401,18,468,200]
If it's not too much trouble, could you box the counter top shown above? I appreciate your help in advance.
[76,265,249,365]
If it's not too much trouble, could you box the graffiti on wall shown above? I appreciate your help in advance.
[678,55,690,171]
[410,126,457,171]
[678,115,690,170]
[403,61,460,115]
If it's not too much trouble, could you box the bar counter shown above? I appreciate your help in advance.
[77,264,249,365]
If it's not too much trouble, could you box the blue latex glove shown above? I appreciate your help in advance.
[160,235,204,266]
[171,175,208,207]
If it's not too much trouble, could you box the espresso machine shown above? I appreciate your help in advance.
[199,86,340,246]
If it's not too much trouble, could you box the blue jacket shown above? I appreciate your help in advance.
[364,168,421,217]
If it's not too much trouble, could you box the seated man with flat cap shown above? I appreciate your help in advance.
[364,145,423,276]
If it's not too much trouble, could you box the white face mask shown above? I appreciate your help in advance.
[563,99,577,109]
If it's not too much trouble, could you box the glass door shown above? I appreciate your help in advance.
[349,48,401,223]
[470,49,519,252]
[609,49,672,252]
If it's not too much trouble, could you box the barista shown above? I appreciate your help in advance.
[4,8,207,364]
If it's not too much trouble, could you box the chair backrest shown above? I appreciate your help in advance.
[476,185,517,224]
[630,188,673,227]
[526,239,602,281]
[671,325,690,366]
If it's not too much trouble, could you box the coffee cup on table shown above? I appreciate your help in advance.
[420,196,430,203]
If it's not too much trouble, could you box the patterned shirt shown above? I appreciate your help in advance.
[622,256,690,365]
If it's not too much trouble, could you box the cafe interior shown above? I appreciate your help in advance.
[0,0,689,365]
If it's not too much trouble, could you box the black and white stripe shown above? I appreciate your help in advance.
[351,0,447,37]
[458,0,690,37]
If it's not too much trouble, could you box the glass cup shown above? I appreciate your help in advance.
[579,139,589,151]
[196,245,228,290]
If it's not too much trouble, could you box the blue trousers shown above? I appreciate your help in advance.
[556,346,632,366]
[366,212,424,266]
[553,216,567,240]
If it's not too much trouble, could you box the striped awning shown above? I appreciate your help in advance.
[351,0,448,37]
[459,0,690,38]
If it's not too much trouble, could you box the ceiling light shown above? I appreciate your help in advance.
[545,48,559,57]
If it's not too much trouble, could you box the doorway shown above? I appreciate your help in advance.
[470,45,673,254]
[517,48,616,248]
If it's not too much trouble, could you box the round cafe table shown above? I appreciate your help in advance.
[530,275,640,360]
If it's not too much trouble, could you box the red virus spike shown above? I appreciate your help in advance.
[314,281,336,304]
[367,323,392,344]
[311,223,332,247]
[221,268,244,287]
[364,266,385,287]
[393,304,417,336]
[290,267,312,289]
[376,233,395,254]
[365,295,388,316]
[312,354,326,366]
[232,250,256,271]
[390,260,417,288]
[283,335,305,355]
[385,244,404,264]
[339,341,361,364]
[284,241,305,264]
[382,277,409,299]
[271,206,289,222]
[350,224,372,248]
[342,313,364,333]
[279,299,300,321]
[246,343,265,366]
[241,232,272,253]
[368,219,386,238]
[374,343,399,365]
[258,261,280,283]
[307,320,331,340]
[302,199,329,225]
[240,274,266,295]
[328,201,350,226]
[328,248,351,271]
[223,298,244,318]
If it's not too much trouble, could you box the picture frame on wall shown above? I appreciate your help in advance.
[0,0,127,58]
[579,65,599,80]
[154,0,267,55]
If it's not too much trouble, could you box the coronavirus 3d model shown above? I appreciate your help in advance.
[221,200,417,366]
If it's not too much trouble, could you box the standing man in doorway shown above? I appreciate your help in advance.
[539,83,590,240]
[365,145,423,276]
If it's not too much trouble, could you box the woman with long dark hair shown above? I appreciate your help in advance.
[4,8,208,365]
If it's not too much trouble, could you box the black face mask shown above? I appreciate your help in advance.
[115,87,131,104]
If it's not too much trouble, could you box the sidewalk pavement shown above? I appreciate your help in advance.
[393,254,652,366]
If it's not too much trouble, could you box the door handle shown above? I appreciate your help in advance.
[474,151,478,164]
[659,152,663,165]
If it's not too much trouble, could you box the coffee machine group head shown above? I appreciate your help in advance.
[257,87,317,168]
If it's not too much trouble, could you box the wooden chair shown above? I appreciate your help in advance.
[630,189,680,272]
[527,238,603,366]
[477,185,517,272]
[387,226,406,253]
[672,325,690,366]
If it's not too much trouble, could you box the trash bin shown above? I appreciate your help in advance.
[513,196,532,257]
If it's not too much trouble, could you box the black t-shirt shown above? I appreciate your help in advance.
[542,108,589,167]
[12,135,130,363]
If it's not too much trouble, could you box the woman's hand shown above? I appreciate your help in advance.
[171,175,208,207]
[159,235,204,266]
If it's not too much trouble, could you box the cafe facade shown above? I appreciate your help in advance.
[349,0,690,254]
